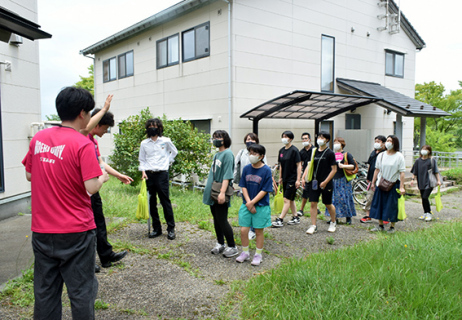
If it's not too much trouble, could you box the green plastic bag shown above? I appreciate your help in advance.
[305,148,317,182]
[397,189,406,221]
[273,185,283,214]
[136,179,149,220]
[435,185,443,212]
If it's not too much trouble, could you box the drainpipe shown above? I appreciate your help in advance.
[223,0,232,136]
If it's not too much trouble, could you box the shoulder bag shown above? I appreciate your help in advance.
[210,154,234,203]
[428,158,438,188]
[343,152,359,182]
[377,153,394,192]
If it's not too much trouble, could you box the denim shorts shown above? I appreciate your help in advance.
[238,204,272,229]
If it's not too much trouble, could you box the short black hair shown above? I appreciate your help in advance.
[301,132,311,139]
[91,108,115,127]
[248,144,266,157]
[243,133,259,144]
[145,118,164,137]
[387,135,400,152]
[213,130,232,148]
[56,87,95,121]
[281,131,294,140]
[318,131,331,142]
[375,135,386,143]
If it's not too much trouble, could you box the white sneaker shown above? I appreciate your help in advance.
[425,213,432,221]
[327,221,337,233]
[306,225,317,234]
[287,216,300,225]
[248,230,256,240]
[418,213,426,220]
[296,210,304,217]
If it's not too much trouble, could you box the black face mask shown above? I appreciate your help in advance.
[213,139,224,148]
[147,127,159,137]
[246,141,255,148]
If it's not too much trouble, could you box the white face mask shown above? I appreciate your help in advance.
[249,154,261,164]
[385,142,393,150]
[317,139,326,146]
[302,141,310,147]
[333,143,341,152]
[281,138,289,145]
[421,149,428,156]
[374,142,382,150]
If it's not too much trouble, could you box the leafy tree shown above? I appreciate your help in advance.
[45,114,60,121]
[109,108,212,186]
[74,65,94,95]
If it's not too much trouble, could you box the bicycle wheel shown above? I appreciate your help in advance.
[352,178,368,207]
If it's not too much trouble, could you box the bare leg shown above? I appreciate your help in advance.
[279,198,291,219]
[326,204,336,222]
[289,200,297,217]
[300,198,308,212]
[255,229,264,249]
[240,227,250,248]
[310,202,318,225]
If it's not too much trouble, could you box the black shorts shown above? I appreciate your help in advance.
[308,181,333,205]
[302,182,310,199]
[282,181,297,201]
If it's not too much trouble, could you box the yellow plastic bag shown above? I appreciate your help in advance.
[136,179,149,220]
[397,189,406,221]
[305,147,317,182]
[273,185,283,214]
[435,185,443,212]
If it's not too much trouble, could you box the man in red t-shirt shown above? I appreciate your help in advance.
[22,87,108,320]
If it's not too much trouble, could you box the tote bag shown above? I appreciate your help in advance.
[273,185,283,214]
[435,185,443,212]
[136,179,149,220]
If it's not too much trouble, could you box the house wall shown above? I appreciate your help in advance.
[93,0,419,166]
[0,0,41,219]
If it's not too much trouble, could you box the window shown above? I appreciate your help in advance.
[0,92,3,192]
[118,51,134,79]
[182,22,210,62]
[189,119,210,134]
[385,50,404,77]
[103,57,116,82]
[345,114,361,129]
[157,34,179,69]
[321,35,335,92]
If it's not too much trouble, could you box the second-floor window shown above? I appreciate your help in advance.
[321,35,335,92]
[103,57,116,82]
[385,50,404,77]
[118,51,134,79]
[157,34,179,69]
[182,22,210,62]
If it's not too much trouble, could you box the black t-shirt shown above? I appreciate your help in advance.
[333,151,355,179]
[411,157,439,190]
[299,145,314,172]
[278,145,301,182]
[312,147,336,182]
[366,149,385,182]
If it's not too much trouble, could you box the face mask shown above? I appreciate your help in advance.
[333,143,341,152]
[147,127,159,137]
[421,149,428,156]
[317,139,325,146]
[374,142,382,150]
[249,154,261,164]
[281,138,289,145]
[246,141,255,148]
[302,141,310,147]
[385,142,393,150]
[213,139,223,148]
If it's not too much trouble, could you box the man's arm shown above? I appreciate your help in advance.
[84,173,109,195]
[320,165,337,189]
[167,140,178,163]
[25,171,31,182]
[101,158,133,184]
[79,94,113,136]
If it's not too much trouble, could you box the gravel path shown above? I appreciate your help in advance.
[1,189,461,319]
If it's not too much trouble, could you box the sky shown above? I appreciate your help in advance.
[37,0,461,119]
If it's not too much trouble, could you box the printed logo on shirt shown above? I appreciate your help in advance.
[161,143,166,149]
[34,140,66,161]
[245,174,262,184]
[213,159,222,172]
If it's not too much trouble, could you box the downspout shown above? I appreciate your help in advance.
[223,0,232,135]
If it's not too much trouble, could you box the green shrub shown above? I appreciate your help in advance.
[443,167,462,184]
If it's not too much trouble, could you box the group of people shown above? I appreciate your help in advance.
[23,86,442,318]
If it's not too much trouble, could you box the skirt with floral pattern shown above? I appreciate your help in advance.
[325,176,357,218]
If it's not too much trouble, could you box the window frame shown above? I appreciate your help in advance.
[118,50,134,79]
[182,21,210,63]
[345,114,361,130]
[0,88,4,192]
[103,57,117,83]
[385,50,405,78]
[321,34,335,92]
[156,34,179,69]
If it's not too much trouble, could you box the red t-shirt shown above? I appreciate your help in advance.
[22,126,102,233]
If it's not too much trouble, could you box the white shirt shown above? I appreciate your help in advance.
[376,152,405,184]
[138,136,178,172]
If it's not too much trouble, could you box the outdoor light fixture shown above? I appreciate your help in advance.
[351,27,355,33]
[0,60,11,71]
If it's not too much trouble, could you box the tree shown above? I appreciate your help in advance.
[109,108,212,186]
[74,65,94,96]
[45,114,60,121]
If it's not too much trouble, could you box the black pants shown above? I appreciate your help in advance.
[32,230,98,320]
[91,192,113,264]
[146,170,175,232]
[210,203,235,247]
[420,188,433,213]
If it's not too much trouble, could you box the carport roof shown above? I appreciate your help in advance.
[0,7,51,41]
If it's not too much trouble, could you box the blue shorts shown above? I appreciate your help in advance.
[238,204,272,229]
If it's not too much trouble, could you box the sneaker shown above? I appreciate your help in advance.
[327,221,337,233]
[272,218,283,228]
[371,225,385,232]
[251,254,263,266]
[306,225,317,234]
[425,213,432,222]
[287,216,300,225]
[296,210,304,217]
[236,252,250,263]
[248,230,256,240]
[360,216,372,223]
[418,213,426,220]
[387,227,396,234]
[211,243,225,255]
[223,247,239,258]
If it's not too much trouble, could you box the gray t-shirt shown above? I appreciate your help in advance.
[411,157,439,190]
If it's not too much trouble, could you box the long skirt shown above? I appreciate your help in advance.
[370,181,400,223]
[325,176,357,218]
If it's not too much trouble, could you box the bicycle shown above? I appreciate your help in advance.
[351,161,369,207]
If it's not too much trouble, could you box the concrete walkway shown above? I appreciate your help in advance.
[0,215,33,290]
